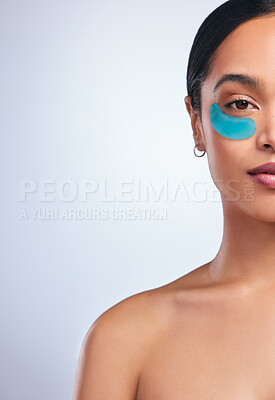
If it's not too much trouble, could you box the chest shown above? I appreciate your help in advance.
[136,306,275,400]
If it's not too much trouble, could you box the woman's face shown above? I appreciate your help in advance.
[186,15,275,222]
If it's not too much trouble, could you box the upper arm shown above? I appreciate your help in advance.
[72,292,156,400]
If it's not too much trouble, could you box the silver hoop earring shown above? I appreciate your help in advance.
[193,144,206,158]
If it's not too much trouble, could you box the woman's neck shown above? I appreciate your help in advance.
[208,200,275,291]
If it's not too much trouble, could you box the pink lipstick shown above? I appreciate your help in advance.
[247,162,275,188]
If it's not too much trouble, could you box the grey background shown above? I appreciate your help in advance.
[1,0,225,398]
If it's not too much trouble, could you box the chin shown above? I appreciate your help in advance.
[219,183,275,222]
[235,199,275,223]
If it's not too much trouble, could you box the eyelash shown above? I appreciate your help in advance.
[224,97,256,111]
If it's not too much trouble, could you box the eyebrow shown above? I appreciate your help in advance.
[212,74,265,93]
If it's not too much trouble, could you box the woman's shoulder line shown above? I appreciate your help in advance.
[87,262,212,349]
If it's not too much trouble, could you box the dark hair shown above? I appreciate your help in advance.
[186,0,275,115]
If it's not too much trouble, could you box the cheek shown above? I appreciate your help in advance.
[201,102,254,185]
[208,142,234,182]
[203,127,243,186]
[206,141,246,200]
[210,103,256,140]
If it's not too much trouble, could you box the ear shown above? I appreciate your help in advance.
[184,95,206,152]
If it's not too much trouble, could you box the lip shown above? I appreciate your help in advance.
[248,173,275,189]
[247,162,275,175]
[247,162,275,189]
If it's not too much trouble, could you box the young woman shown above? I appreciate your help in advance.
[73,1,275,398]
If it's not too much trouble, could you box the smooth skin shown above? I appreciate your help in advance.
[73,15,275,400]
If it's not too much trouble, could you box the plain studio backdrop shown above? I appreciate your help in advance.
[1,0,225,398]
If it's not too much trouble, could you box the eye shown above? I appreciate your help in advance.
[224,98,255,111]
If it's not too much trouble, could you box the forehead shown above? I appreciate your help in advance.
[203,15,275,92]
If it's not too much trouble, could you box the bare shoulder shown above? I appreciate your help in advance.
[79,262,212,354]
[73,264,212,399]
[88,264,211,334]
[83,287,172,352]
[72,287,174,400]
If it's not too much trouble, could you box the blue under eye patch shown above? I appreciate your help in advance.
[210,103,256,140]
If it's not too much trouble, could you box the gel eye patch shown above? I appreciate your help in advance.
[210,103,256,140]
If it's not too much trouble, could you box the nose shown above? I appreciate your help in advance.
[256,110,275,153]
